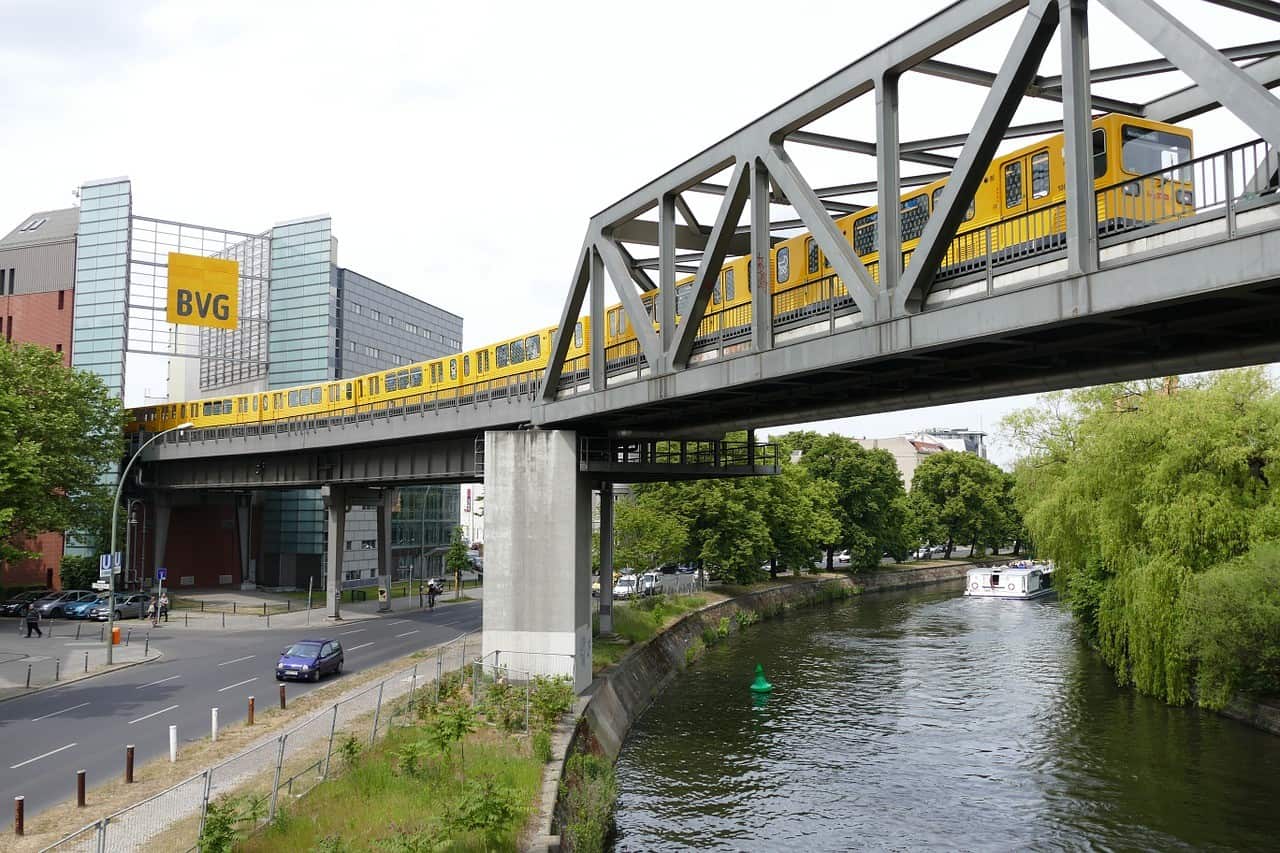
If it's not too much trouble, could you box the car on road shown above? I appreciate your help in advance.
[0,589,51,617]
[89,593,151,621]
[612,575,638,599]
[33,590,98,619]
[276,639,344,682]
[834,549,852,566]
[64,595,110,619]
[639,572,662,595]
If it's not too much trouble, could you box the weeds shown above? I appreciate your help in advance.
[560,752,617,853]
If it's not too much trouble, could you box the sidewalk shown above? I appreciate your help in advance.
[0,622,160,700]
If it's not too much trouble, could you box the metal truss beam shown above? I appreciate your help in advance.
[902,119,1066,153]
[815,171,951,198]
[598,236,663,372]
[788,130,957,168]
[674,194,703,235]
[915,58,1144,114]
[1146,54,1280,124]
[1203,0,1280,24]
[1039,40,1280,88]
[1101,0,1280,151]
[541,243,591,402]
[896,0,1060,314]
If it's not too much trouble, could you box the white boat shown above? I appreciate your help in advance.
[964,561,1055,600]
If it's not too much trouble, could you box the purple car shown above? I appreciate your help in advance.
[275,639,344,682]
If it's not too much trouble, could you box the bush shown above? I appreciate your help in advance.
[445,776,522,848]
[1183,544,1280,708]
[734,609,759,629]
[701,626,719,646]
[59,555,98,592]
[530,675,574,731]
[483,678,527,732]
[337,733,362,770]
[197,793,266,853]
[716,616,731,638]
[559,752,617,853]
[685,638,704,667]
[532,729,552,764]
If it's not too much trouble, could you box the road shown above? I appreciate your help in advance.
[0,600,482,830]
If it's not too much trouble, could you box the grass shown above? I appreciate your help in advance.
[238,724,542,852]
[592,593,707,673]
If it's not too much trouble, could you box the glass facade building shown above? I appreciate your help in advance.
[71,179,131,397]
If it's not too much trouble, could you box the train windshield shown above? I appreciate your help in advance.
[1121,126,1192,178]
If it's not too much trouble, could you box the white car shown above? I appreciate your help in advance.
[834,549,852,566]
[612,575,638,598]
[639,572,663,595]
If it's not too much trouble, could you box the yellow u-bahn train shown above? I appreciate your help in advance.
[128,113,1194,434]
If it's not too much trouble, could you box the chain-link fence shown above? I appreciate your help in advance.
[41,632,480,853]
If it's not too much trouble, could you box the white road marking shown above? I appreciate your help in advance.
[10,742,78,769]
[217,677,258,693]
[128,704,179,725]
[346,642,374,652]
[387,620,409,625]
[395,630,419,638]
[137,674,181,690]
[338,628,365,635]
[218,655,255,667]
[30,702,89,722]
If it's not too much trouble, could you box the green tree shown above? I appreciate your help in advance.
[634,478,772,584]
[613,497,688,573]
[0,343,124,565]
[60,554,98,591]
[445,526,471,600]
[788,432,909,569]
[759,463,841,576]
[909,451,1008,558]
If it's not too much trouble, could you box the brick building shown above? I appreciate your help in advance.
[0,208,79,589]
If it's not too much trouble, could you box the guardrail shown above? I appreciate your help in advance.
[41,632,481,853]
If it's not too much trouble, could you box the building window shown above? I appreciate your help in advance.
[55,343,62,354]
[352,302,361,315]
[370,309,380,322]
[385,314,393,325]
[7,269,14,295]
[58,290,65,310]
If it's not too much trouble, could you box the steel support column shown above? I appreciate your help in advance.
[323,485,347,620]
[750,158,774,353]
[598,482,614,635]
[659,193,677,369]
[875,72,903,309]
[376,491,394,612]
[589,248,605,391]
[1059,0,1097,275]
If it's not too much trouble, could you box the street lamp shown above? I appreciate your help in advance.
[107,421,193,664]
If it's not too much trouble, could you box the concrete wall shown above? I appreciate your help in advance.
[483,430,592,692]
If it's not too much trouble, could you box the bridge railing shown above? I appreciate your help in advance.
[577,436,779,471]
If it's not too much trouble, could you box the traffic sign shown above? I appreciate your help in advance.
[99,567,112,579]
[157,568,167,582]
[112,552,121,569]
[100,554,111,571]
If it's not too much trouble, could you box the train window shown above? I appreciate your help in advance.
[1031,151,1050,199]
[288,390,299,407]
[675,283,692,315]
[253,396,259,412]
[371,376,381,395]
[462,355,470,377]
[853,214,877,257]
[608,309,618,336]
[202,402,212,417]
[712,281,721,305]
[511,338,525,364]
[409,369,422,388]
[724,268,736,301]
[1093,129,1107,179]
[1121,125,1192,178]
[900,196,930,242]
[807,239,819,275]
[930,187,975,222]
[574,322,583,348]
[777,247,790,283]
[496,344,509,368]
[312,388,321,405]
[222,400,232,414]
[526,335,540,360]
[181,404,187,418]
[345,382,354,399]
[1004,161,1023,207]
[397,370,409,389]
[449,359,458,380]
[385,372,398,392]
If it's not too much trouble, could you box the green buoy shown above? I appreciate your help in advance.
[749,663,773,693]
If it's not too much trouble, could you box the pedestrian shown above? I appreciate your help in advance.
[159,592,170,622]
[147,596,157,626]
[25,606,42,638]
[427,586,436,611]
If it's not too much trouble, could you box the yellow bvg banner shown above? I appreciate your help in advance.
[166,252,239,329]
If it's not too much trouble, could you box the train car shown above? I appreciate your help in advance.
[128,115,1195,435]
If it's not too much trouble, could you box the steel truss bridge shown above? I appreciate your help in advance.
[145,0,1280,479]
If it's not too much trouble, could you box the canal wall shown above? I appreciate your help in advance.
[530,562,976,850]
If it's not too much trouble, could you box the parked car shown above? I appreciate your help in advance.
[639,572,663,595]
[34,590,98,619]
[834,550,852,566]
[591,575,601,597]
[612,575,638,599]
[90,593,150,621]
[276,639,344,682]
[0,589,51,617]
[64,595,110,619]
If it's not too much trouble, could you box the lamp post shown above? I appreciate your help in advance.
[107,422,193,664]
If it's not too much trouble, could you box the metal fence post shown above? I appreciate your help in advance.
[435,648,443,703]
[196,769,212,843]
[1225,151,1237,238]
[323,705,339,778]
[410,662,418,698]
[268,735,286,822]
[369,682,385,746]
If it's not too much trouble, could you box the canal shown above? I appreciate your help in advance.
[612,582,1280,851]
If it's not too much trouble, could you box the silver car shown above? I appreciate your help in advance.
[32,590,98,619]
[90,593,150,621]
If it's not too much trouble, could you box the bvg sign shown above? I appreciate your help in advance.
[166,253,239,330]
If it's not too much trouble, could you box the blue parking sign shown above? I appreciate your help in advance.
[157,568,167,581]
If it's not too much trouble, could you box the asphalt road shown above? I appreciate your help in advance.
[0,600,482,830]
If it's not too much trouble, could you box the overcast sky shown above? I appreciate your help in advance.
[3,0,1276,468]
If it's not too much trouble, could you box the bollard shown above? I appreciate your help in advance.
[266,612,270,629]
[125,628,132,646]
[211,707,219,741]
[233,602,237,615]
[144,634,149,655]
[248,696,255,726]
[262,602,267,616]
[76,623,81,640]
[77,770,86,807]
[84,651,89,673]
[201,601,205,612]
[14,796,23,836]
[185,613,189,627]
[25,664,31,689]
[55,658,60,681]
[279,684,286,710]
[221,612,225,628]
[99,625,104,642]
[125,745,135,783]
[287,600,291,612]
[169,725,177,763]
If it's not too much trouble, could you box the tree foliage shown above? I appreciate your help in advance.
[613,498,688,573]
[445,526,472,599]
[0,343,124,563]
[908,451,1009,557]
[1005,369,1280,707]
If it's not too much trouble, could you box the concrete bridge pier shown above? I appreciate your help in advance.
[483,430,593,692]
[322,484,348,619]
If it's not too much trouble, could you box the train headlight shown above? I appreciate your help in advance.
[1175,189,1195,206]
[1123,181,1142,197]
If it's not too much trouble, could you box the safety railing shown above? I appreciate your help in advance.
[41,632,480,853]
[577,437,780,472]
